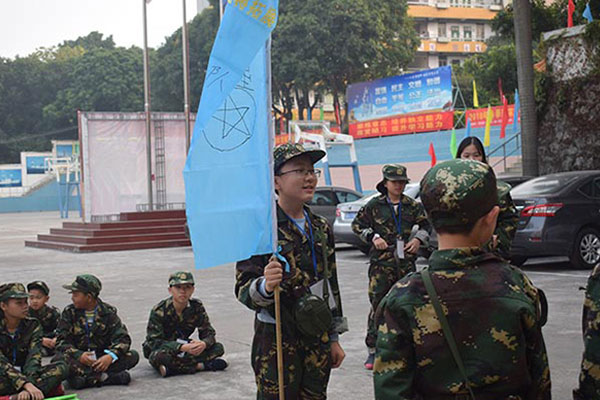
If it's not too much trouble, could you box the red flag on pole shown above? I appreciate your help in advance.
[500,95,508,139]
[498,77,504,100]
[568,0,575,27]
[334,102,341,126]
[429,142,437,167]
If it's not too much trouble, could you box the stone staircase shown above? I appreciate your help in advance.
[25,210,190,253]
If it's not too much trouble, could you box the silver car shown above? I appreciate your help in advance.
[333,183,420,253]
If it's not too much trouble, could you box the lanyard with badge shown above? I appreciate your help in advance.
[176,326,189,358]
[387,197,405,260]
[84,306,98,360]
[285,209,318,276]
[10,327,20,371]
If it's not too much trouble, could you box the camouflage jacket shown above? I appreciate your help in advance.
[235,204,348,337]
[0,316,44,391]
[142,297,217,358]
[374,247,551,399]
[352,194,430,262]
[56,299,132,361]
[492,180,519,259]
[574,264,600,399]
[28,304,60,338]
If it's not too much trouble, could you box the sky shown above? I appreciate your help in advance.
[0,0,211,59]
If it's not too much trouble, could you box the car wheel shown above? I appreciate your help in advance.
[571,227,600,269]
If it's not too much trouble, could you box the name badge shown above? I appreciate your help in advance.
[88,352,97,361]
[396,238,405,260]
[14,366,21,372]
[177,338,188,358]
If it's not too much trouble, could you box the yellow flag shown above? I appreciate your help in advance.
[472,80,479,108]
[483,104,492,146]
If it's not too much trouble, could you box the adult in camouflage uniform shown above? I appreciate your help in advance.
[143,271,227,377]
[236,143,348,399]
[574,264,600,399]
[351,164,430,369]
[27,281,60,357]
[55,274,139,389]
[374,159,551,399]
[0,283,67,399]
[456,136,519,259]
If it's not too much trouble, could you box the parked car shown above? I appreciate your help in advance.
[333,183,420,253]
[498,175,534,188]
[510,170,600,269]
[308,186,363,228]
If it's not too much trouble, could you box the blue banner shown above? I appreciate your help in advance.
[26,156,49,174]
[0,169,22,187]
[347,66,453,123]
[184,0,279,269]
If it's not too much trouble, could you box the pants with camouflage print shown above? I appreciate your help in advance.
[251,318,332,400]
[148,342,225,375]
[0,361,68,396]
[366,250,416,349]
[54,350,139,387]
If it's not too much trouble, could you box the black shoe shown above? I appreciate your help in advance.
[364,352,375,370]
[67,376,88,390]
[203,358,228,371]
[103,371,131,386]
[158,364,173,378]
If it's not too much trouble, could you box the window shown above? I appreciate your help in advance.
[309,190,336,206]
[335,191,361,204]
[438,23,447,37]
[463,26,472,40]
[451,26,460,39]
[580,181,593,197]
[439,56,448,66]
[476,24,485,40]
[594,178,600,198]
[452,59,461,66]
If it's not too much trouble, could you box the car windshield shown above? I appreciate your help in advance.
[511,174,578,196]
[404,183,420,199]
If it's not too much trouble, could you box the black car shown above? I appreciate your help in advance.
[510,170,600,269]
[308,186,363,228]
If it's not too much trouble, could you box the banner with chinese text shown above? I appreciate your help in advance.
[349,111,454,139]
[466,105,519,128]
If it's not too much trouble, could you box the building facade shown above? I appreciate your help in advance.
[408,0,505,70]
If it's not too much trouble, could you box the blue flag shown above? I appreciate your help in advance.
[513,89,520,134]
[584,2,594,22]
[464,118,471,139]
[184,1,279,269]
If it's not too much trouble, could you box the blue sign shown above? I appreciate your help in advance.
[56,144,73,158]
[26,156,48,174]
[347,66,453,123]
[0,169,22,187]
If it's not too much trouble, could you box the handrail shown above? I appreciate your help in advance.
[488,131,522,172]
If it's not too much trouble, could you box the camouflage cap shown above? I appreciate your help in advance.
[169,271,195,286]
[0,283,29,302]
[62,274,102,296]
[273,143,326,173]
[420,159,498,229]
[376,164,410,194]
[27,280,50,296]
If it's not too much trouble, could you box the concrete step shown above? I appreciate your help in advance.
[37,232,188,245]
[25,238,191,253]
[119,210,186,221]
[62,218,186,230]
[49,225,185,237]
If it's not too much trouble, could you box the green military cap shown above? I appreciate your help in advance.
[27,280,50,296]
[420,159,498,230]
[273,143,326,173]
[169,271,195,286]
[62,274,102,296]
[0,283,29,302]
[376,164,410,194]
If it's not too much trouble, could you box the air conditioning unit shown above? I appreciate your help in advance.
[437,37,450,43]
[436,2,450,8]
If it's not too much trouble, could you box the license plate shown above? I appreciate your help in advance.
[343,211,357,220]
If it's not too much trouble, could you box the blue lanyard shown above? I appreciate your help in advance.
[10,327,19,365]
[387,197,402,236]
[84,306,97,351]
[285,209,318,275]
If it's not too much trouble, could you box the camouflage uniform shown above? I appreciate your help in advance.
[374,159,551,399]
[0,283,67,396]
[143,272,225,375]
[235,143,348,400]
[55,275,139,387]
[574,264,600,399]
[352,164,430,349]
[27,305,60,357]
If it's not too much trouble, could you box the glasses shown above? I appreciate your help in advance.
[277,169,321,178]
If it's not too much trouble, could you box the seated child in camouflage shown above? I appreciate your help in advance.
[143,271,227,377]
[374,159,551,399]
[26,281,60,357]
[0,283,67,400]
[54,274,139,389]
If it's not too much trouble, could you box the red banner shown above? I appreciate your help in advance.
[349,111,454,139]
[466,105,519,128]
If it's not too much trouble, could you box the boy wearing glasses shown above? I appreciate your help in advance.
[55,274,139,389]
[27,281,60,357]
[143,271,227,377]
[352,164,430,370]
[236,143,348,399]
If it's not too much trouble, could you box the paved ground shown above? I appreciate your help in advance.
[0,211,589,399]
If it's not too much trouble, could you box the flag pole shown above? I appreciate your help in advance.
[182,0,191,153]
[142,0,153,209]
[266,34,285,400]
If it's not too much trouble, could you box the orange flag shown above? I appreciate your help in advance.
[429,142,437,167]
[500,95,509,139]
